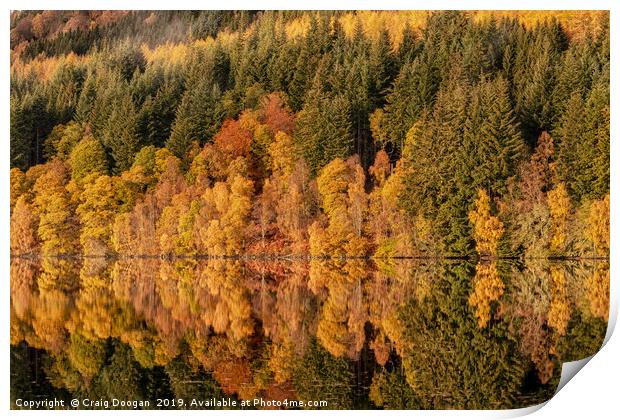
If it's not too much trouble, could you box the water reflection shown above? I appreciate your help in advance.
[10,257,609,409]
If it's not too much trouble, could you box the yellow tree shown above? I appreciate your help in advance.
[369,109,388,149]
[77,175,135,256]
[368,158,420,259]
[264,131,314,252]
[269,131,298,179]
[113,152,186,256]
[69,136,108,184]
[156,192,191,255]
[585,194,610,256]
[10,167,27,211]
[198,175,254,256]
[468,189,504,257]
[348,159,368,238]
[311,157,369,258]
[10,196,39,256]
[32,160,76,255]
[547,183,571,254]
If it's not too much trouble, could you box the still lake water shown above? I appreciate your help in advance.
[10,257,609,410]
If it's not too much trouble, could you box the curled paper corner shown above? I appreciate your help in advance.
[550,295,617,399]
[496,357,598,419]
[552,293,616,398]
[498,402,547,418]
[555,356,594,394]
[602,273,618,347]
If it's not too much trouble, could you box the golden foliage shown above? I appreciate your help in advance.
[585,194,610,255]
[585,265,610,321]
[269,131,297,178]
[10,197,39,255]
[269,341,297,384]
[10,168,27,211]
[468,189,504,256]
[547,266,571,336]
[468,262,505,328]
[369,150,391,187]
[547,183,571,254]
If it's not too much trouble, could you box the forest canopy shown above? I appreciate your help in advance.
[10,10,610,258]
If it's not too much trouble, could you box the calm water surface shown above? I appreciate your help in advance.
[10,257,609,409]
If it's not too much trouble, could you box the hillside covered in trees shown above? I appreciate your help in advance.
[10,10,610,258]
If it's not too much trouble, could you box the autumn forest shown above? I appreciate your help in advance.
[10,10,610,410]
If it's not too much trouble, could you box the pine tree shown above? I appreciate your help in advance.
[397,23,418,65]
[167,80,223,159]
[10,92,50,170]
[10,95,34,170]
[295,76,353,175]
[555,78,609,202]
[464,77,526,197]
[288,16,322,112]
[381,54,438,152]
[400,74,471,255]
[137,79,182,148]
[74,69,97,125]
[100,92,140,172]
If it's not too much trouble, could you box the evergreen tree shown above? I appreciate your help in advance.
[137,79,182,148]
[100,92,140,172]
[555,76,609,202]
[381,54,438,152]
[295,88,353,175]
[167,80,223,159]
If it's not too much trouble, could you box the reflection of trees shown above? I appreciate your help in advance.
[468,262,504,328]
[10,259,40,345]
[553,262,608,362]
[503,261,609,384]
[397,262,527,409]
[199,259,254,341]
[29,258,80,352]
[584,262,610,321]
[547,265,571,335]
[370,368,418,409]
[11,344,71,409]
[268,262,317,355]
[310,256,369,359]
[10,257,610,409]
[111,258,182,366]
[365,259,421,365]
[292,339,355,409]
[554,311,607,363]
[505,262,556,385]
[165,356,228,409]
